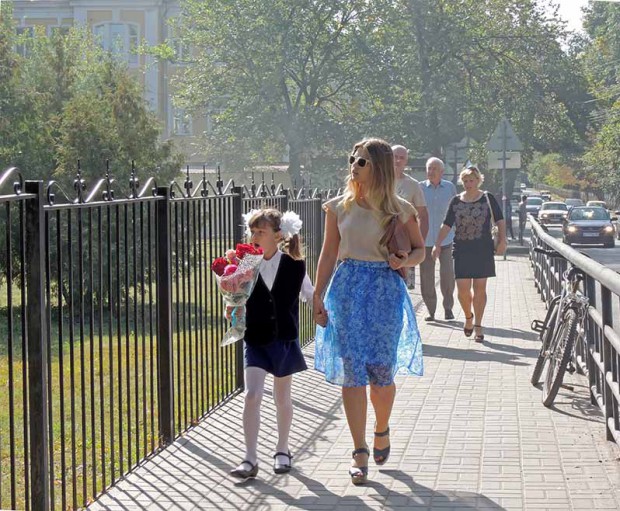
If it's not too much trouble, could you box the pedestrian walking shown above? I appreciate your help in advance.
[504,199,515,239]
[229,208,314,480]
[313,138,425,485]
[518,194,528,245]
[432,165,506,342]
[420,157,457,321]
[392,144,428,289]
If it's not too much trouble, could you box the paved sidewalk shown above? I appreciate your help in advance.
[90,253,620,511]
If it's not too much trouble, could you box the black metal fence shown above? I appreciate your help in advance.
[529,216,620,445]
[0,165,329,511]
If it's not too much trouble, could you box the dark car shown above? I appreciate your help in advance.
[565,198,584,210]
[525,196,544,218]
[562,206,615,248]
[538,201,568,225]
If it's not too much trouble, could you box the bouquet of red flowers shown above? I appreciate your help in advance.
[211,243,264,346]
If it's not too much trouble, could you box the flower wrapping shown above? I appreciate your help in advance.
[211,243,263,346]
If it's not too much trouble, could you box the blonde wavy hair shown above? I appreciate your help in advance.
[341,138,405,228]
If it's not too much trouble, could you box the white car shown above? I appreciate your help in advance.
[586,200,607,210]
[538,201,569,225]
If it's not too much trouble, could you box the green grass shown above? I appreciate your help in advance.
[0,280,240,511]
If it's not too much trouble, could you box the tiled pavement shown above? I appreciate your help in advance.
[89,252,620,510]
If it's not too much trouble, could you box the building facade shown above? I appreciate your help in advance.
[11,0,206,165]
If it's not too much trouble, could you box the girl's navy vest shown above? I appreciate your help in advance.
[244,254,306,346]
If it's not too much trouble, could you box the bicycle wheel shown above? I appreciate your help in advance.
[542,308,578,407]
[531,295,562,385]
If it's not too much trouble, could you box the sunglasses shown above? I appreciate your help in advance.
[349,155,370,167]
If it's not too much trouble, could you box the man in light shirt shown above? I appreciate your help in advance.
[420,157,456,321]
[392,145,429,289]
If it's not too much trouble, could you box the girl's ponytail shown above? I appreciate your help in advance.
[283,233,303,260]
[279,210,304,260]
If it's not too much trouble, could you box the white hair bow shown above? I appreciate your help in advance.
[242,209,260,239]
[280,210,303,239]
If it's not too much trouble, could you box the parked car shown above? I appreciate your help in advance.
[562,206,615,248]
[538,201,569,225]
[525,196,544,218]
[565,198,584,210]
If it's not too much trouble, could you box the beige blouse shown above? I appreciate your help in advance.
[323,195,417,261]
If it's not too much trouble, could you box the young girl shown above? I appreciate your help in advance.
[229,208,313,480]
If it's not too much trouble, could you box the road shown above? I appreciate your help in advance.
[542,224,620,272]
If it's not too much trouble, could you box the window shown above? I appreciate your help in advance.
[168,19,191,64]
[15,26,34,57]
[172,107,192,136]
[93,23,139,65]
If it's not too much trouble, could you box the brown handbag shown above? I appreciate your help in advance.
[380,215,411,280]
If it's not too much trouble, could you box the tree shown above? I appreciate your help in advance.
[581,2,620,204]
[172,0,591,186]
[173,0,395,183]
[0,22,183,192]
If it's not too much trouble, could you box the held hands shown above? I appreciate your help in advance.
[388,250,409,271]
[313,294,328,327]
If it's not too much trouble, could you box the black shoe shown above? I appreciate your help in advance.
[349,448,369,485]
[273,451,292,474]
[444,309,455,320]
[230,460,259,480]
[424,315,435,322]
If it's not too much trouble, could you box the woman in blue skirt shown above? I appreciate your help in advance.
[313,138,425,485]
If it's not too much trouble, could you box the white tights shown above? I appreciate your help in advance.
[238,366,293,466]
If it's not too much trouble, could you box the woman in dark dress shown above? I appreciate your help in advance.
[431,166,506,342]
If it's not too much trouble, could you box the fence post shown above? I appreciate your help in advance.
[281,189,289,212]
[231,187,245,390]
[601,285,614,441]
[156,187,174,444]
[24,181,50,511]
[585,276,598,406]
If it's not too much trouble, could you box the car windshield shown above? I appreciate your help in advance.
[565,199,583,206]
[526,197,543,206]
[587,201,606,208]
[569,207,609,221]
[541,203,567,211]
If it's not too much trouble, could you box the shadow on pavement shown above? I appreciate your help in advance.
[423,343,529,366]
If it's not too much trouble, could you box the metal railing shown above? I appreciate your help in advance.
[529,215,620,445]
[0,164,328,511]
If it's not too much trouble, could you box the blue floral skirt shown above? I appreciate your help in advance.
[314,259,423,387]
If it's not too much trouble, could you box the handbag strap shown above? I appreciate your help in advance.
[484,192,496,226]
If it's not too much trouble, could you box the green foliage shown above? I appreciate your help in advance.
[581,2,620,204]
[171,0,590,186]
[175,0,382,183]
[0,22,183,190]
[529,152,579,190]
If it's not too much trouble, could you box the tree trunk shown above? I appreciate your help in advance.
[409,1,441,153]
[287,133,303,189]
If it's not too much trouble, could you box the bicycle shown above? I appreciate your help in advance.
[530,247,589,407]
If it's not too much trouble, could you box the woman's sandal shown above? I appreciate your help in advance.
[463,314,474,337]
[349,447,369,485]
[474,325,484,342]
[373,427,391,465]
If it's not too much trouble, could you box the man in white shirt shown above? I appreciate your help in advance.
[392,145,429,289]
